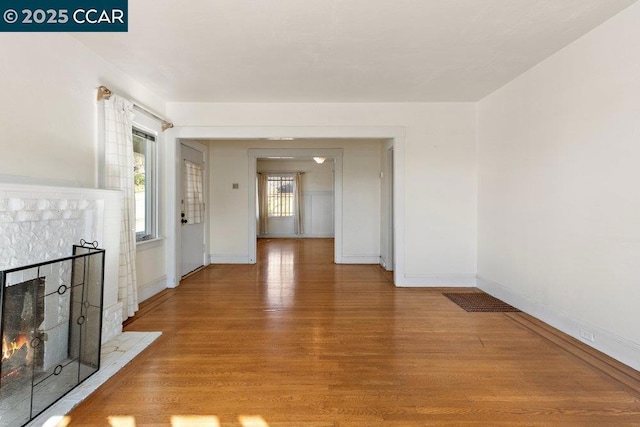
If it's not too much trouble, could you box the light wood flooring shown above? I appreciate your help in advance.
[67,238,640,426]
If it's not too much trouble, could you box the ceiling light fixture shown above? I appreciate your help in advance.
[313,157,326,164]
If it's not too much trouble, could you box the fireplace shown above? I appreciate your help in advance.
[0,242,105,427]
[1,277,45,376]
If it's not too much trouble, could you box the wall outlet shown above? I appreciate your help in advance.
[580,328,595,343]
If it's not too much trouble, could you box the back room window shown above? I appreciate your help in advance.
[267,175,294,217]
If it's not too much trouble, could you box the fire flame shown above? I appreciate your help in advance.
[2,334,29,362]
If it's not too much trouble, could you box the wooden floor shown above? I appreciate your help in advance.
[68,239,640,426]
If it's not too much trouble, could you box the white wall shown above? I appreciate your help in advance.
[131,113,169,303]
[478,2,640,370]
[136,241,167,301]
[207,141,249,261]
[342,142,383,259]
[167,103,478,285]
[0,33,169,305]
[209,139,383,263]
[0,34,165,188]
[257,159,335,238]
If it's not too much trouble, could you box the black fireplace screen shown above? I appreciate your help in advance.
[0,241,105,426]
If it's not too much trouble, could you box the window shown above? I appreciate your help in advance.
[133,128,157,241]
[267,175,294,217]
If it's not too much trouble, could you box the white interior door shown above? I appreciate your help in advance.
[388,147,394,271]
[181,143,206,277]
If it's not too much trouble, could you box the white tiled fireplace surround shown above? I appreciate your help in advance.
[0,183,160,424]
[0,183,124,342]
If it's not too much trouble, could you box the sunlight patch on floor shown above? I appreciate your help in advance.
[107,415,137,427]
[41,415,71,427]
[238,415,270,427]
[45,414,271,427]
[171,415,220,427]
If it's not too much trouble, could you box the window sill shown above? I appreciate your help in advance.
[136,237,164,251]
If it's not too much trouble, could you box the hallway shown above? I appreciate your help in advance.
[67,239,640,426]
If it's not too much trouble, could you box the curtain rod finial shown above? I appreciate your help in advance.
[161,122,174,132]
[97,85,112,101]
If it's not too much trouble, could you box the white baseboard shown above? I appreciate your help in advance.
[210,255,251,264]
[379,256,393,271]
[477,275,640,371]
[138,275,168,303]
[259,234,334,238]
[396,274,477,287]
[337,255,380,264]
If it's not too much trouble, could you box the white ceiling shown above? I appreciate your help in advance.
[73,0,637,102]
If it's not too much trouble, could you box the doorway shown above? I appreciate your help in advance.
[256,157,335,239]
[180,143,206,277]
[164,127,406,288]
[248,148,343,264]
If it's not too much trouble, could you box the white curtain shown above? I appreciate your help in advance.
[257,173,269,235]
[293,172,304,235]
[184,160,204,224]
[104,95,139,320]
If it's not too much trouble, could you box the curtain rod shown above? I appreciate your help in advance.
[97,85,174,132]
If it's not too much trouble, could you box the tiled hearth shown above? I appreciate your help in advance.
[26,331,161,427]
